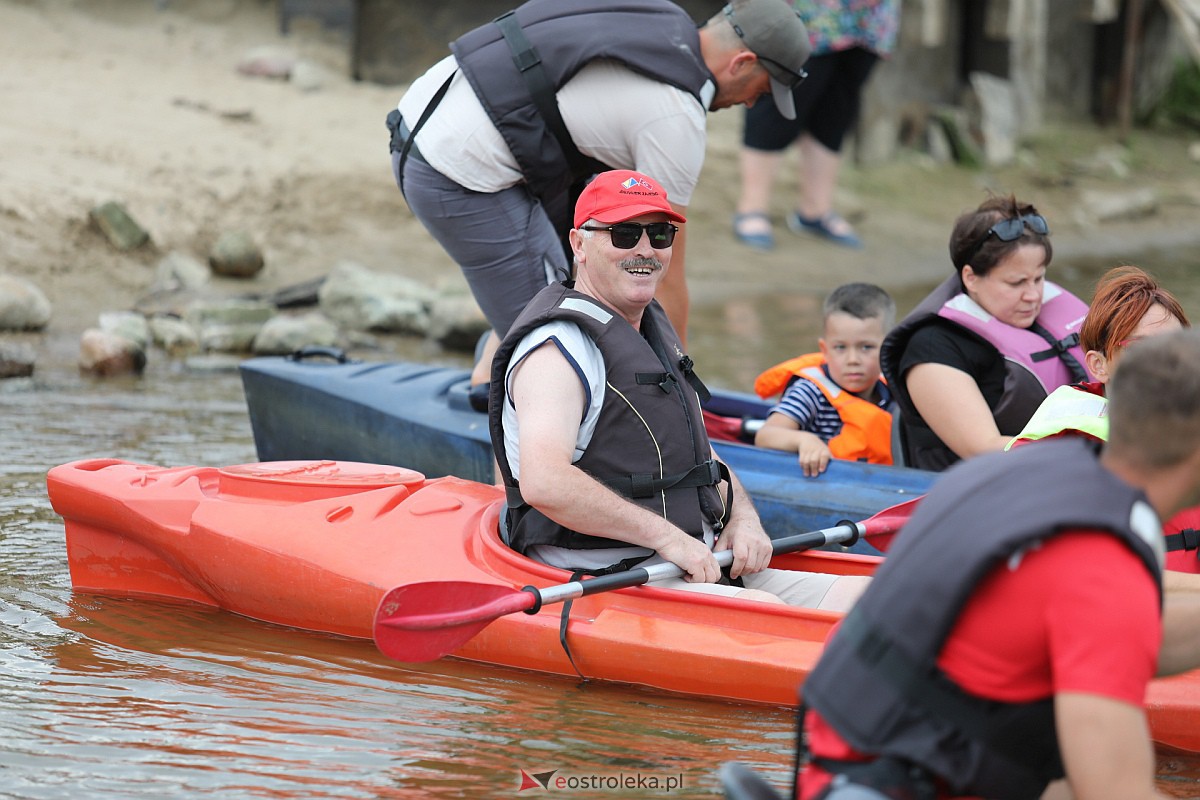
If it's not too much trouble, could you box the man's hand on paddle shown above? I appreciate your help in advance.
[713,455,773,578]
[655,531,722,584]
[714,515,773,578]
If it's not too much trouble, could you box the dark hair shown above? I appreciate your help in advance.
[948,194,1053,276]
[823,282,895,330]
[1080,265,1190,357]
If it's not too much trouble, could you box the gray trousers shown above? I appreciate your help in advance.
[391,151,570,338]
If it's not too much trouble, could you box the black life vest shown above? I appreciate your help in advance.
[803,437,1163,799]
[488,282,727,555]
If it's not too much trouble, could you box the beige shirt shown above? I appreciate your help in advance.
[397,56,708,205]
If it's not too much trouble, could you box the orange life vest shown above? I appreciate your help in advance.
[754,353,893,465]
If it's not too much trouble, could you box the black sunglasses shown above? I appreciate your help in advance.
[965,213,1050,264]
[756,54,808,90]
[581,222,678,250]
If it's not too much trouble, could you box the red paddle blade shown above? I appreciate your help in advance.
[373,581,535,663]
[702,409,746,442]
[860,496,923,552]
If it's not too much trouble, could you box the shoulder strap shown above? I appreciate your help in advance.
[493,11,592,177]
[389,72,454,198]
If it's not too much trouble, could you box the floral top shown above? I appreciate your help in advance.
[795,0,900,57]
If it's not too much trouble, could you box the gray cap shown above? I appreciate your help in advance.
[723,0,811,120]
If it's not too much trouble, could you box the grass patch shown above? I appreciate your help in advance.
[1155,60,1200,131]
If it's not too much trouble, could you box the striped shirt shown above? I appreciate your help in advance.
[769,369,892,443]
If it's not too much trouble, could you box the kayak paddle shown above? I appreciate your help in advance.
[373,496,920,663]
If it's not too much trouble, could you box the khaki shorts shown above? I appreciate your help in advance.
[654,567,839,608]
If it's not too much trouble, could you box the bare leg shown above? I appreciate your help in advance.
[470,330,500,387]
[815,575,871,613]
[795,134,856,239]
[734,147,786,237]
[734,588,786,604]
[654,221,690,348]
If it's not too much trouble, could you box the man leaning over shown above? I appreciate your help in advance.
[389,0,812,389]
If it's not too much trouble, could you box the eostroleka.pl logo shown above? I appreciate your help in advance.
[519,770,559,790]
[518,769,685,793]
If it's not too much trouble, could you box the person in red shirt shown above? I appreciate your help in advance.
[795,329,1200,800]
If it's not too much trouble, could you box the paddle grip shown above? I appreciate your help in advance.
[575,567,657,596]
[520,584,544,614]
[833,520,861,548]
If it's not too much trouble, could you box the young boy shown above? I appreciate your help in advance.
[754,282,895,476]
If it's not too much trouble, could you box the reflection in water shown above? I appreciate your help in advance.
[29,588,799,798]
[3,371,799,798]
[5,245,1200,798]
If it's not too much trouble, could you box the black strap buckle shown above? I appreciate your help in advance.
[1165,527,1200,553]
[1028,324,1087,382]
[1030,331,1080,362]
[679,355,712,404]
[636,371,678,394]
[610,459,724,499]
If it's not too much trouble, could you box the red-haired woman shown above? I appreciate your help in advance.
[1011,265,1198,572]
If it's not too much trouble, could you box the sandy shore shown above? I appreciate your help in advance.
[3,0,1199,352]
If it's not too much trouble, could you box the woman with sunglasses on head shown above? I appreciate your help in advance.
[1010,266,1200,573]
[879,194,1090,472]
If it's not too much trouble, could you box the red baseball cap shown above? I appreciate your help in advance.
[573,170,687,229]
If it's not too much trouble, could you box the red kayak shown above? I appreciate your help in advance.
[46,458,1200,753]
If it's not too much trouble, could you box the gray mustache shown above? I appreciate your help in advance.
[620,256,663,271]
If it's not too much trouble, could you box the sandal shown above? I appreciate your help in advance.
[732,212,775,251]
[786,211,863,249]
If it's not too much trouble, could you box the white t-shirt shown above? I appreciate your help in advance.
[501,319,605,480]
[397,56,708,205]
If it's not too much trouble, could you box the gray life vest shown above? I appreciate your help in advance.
[488,282,728,557]
[450,0,714,227]
[803,437,1163,800]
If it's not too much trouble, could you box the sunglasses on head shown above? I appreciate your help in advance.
[581,222,678,250]
[965,213,1050,264]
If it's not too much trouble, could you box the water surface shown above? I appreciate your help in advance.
[5,245,1200,797]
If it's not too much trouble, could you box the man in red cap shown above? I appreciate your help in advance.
[486,169,868,610]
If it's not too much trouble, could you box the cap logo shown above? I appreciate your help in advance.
[617,176,659,198]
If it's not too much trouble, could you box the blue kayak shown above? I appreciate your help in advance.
[239,350,936,553]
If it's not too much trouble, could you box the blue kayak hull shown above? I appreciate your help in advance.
[239,355,936,552]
